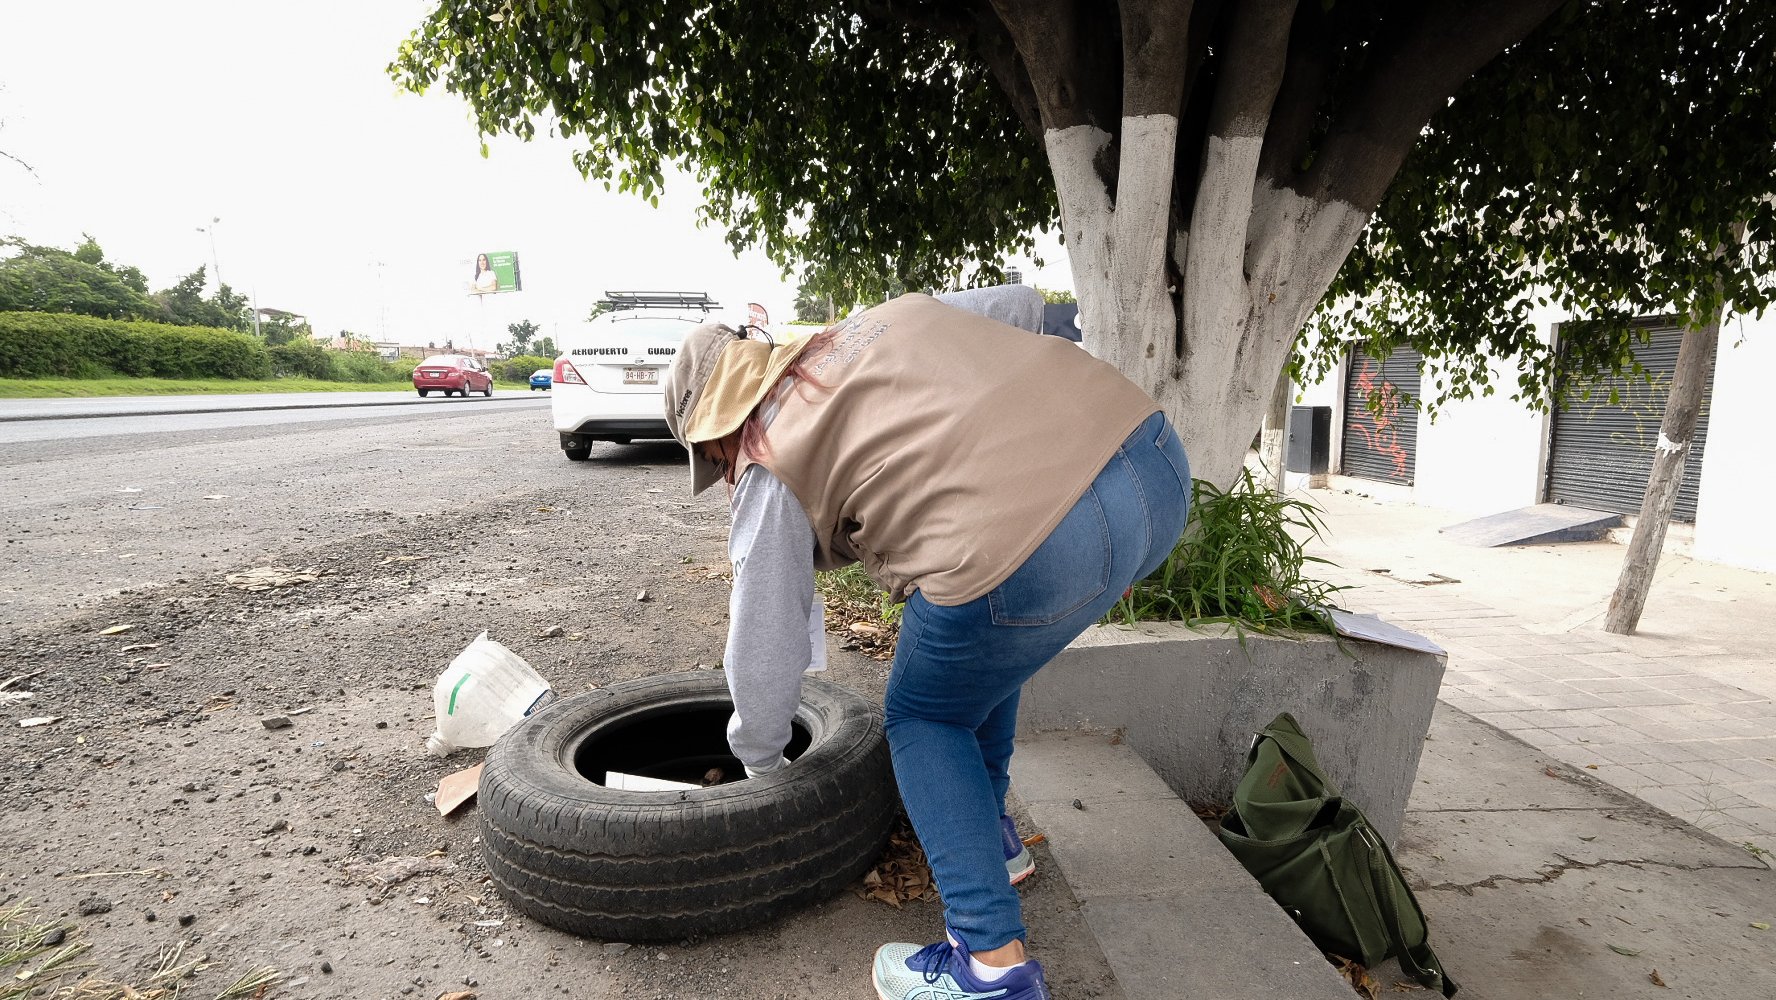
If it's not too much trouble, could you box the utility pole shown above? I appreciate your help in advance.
[196,216,223,291]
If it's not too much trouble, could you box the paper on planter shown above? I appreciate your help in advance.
[1325,609,1446,657]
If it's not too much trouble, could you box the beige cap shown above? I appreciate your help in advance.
[662,323,817,495]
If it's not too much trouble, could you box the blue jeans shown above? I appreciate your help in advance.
[883,410,1191,951]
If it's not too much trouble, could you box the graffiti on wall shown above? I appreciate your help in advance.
[1350,359,1412,480]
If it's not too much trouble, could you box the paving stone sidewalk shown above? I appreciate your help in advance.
[1307,487,1776,853]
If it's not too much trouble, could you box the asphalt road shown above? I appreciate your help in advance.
[0,396,651,631]
[0,391,547,444]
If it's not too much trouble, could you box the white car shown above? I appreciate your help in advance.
[551,292,721,461]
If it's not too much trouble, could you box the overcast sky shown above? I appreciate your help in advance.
[0,1,1067,349]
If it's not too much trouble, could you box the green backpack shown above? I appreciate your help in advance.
[1217,712,1458,997]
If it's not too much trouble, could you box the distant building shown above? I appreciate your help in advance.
[372,342,495,362]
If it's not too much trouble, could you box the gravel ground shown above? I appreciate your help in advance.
[0,408,1121,1000]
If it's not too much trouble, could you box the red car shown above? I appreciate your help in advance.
[413,355,494,397]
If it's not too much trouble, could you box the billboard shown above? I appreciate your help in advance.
[469,251,522,294]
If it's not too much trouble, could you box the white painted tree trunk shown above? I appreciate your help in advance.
[1046,125,1371,492]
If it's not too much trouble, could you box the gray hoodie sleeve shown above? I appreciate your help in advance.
[723,464,822,772]
[935,284,1045,333]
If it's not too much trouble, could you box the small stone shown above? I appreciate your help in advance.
[261,715,293,730]
[41,928,65,946]
[271,791,282,803]
[375,721,388,729]
[635,589,650,602]
[265,818,289,834]
[1072,798,1085,810]
[77,896,112,916]
[178,914,196,927]
[181,782,198,793]
[144,909,157,922]
[540,625,566,638]
[602,943,631,957]
[321,961,333,974]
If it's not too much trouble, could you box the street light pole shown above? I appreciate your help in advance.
[196,216,223,291]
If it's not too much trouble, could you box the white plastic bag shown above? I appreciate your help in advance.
[426,631,553,757]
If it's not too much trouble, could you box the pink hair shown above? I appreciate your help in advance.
[728,326,839,482]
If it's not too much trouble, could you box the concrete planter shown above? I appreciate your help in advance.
[1017,621,1446,846]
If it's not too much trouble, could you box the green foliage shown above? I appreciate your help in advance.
[816,563,905,626]
[1311,2,1776,414]
[499,318,542,356]
[153,268,251,331]
[0,238,156,320]
[258,314,311,347]
[391,1,1052,304]
[325,349,403,383]
[1107,470,1344,637]
[0,311,269,379]
[793,277,836,325]
[1035,287,1076,305]
[268,339,330,379]
[496,353,554,382]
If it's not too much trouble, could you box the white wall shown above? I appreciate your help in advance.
[1694,310,1776,572]
[1293,313,1557,516]
[1411,325,1555,516]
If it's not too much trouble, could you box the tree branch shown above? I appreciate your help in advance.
[1253,0,1334,185]
[966,7,1045,138]
[1180,0,1296,355]
[1119,0,1195,117]
[1301,0,1565,214]
[986,0,1122,135]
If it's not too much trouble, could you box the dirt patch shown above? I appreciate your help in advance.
[1,480,1120,999]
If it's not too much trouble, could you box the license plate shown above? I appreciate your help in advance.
[623,367,658,385]
[422,371,443,377]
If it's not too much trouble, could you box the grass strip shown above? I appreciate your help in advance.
[0,376,413,399]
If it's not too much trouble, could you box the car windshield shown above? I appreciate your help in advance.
[421,356,464,367]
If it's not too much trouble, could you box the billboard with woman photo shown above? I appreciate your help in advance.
[469,251,522,294]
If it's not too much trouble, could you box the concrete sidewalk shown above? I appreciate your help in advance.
[1007,478,1774,998]
[1302,478,1776,850]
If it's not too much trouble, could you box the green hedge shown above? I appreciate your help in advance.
[0,311,270,379]
[497,354,555,383]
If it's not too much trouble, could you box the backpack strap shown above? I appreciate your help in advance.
[1361,825,1458,997]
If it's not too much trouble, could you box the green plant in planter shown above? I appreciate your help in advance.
[1107,469,1344,636]
[813,469,1343,645]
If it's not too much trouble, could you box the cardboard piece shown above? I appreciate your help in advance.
[435,762,484,817]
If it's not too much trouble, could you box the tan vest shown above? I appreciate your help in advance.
[745,293,1159,606]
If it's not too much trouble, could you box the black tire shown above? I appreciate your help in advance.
[563,444,591,461]
[483,383,493,397]
[478,672,898,941]
[417,389,428,397]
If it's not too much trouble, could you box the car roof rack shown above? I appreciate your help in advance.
[598,291,721,313]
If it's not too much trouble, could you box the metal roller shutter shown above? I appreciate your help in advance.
[1546,324,1714,522]
[1341,347,1422,485]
